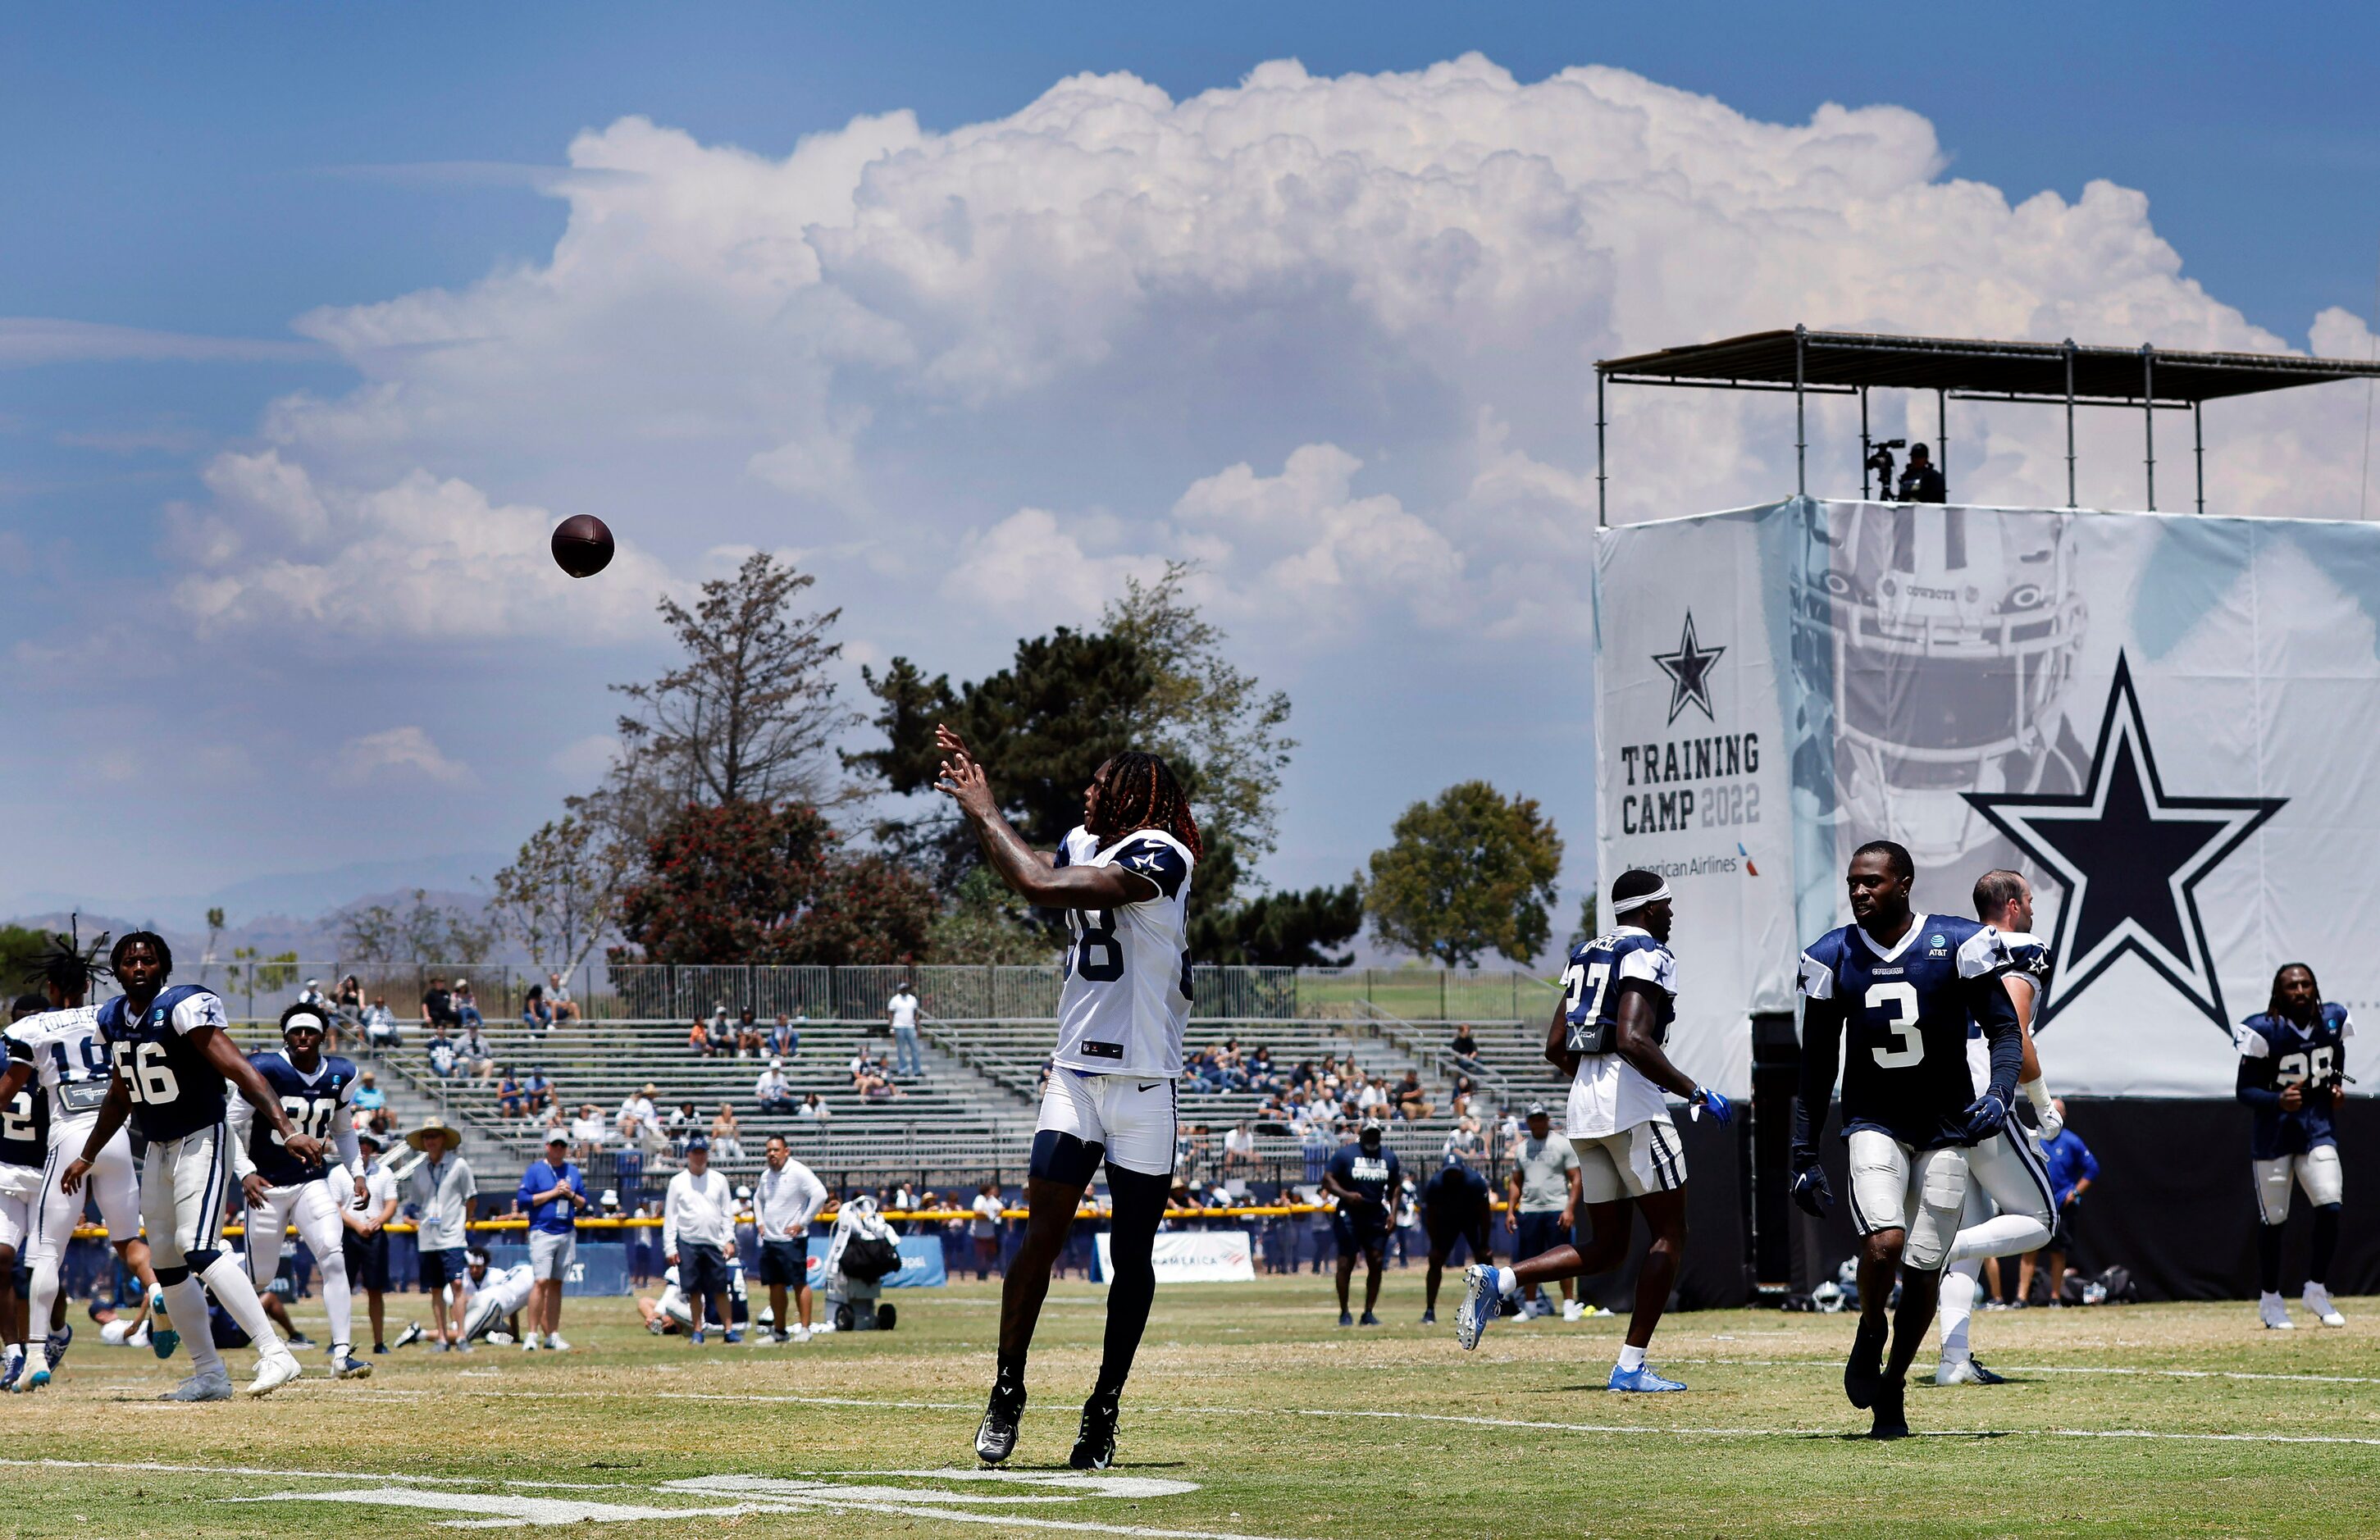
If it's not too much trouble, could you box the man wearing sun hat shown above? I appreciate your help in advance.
[404,1115,475,1351]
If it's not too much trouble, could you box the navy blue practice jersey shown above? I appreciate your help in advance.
[246,1050,358,1186]
[2236,1005,2352,1160]
[0,1078,46,1169]
[1420,1160,1489,1223]
[1327,1142,1402,1214]
[1799,914,2015,1150]
[96,985,230,1143]
[1561,927,1677,1055]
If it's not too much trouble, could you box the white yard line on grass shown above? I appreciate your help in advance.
[1663,1355,2380,1387]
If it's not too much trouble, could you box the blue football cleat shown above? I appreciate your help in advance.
[1607,1361,1688,1392]
[723,1328,744,1345]
[44,1324,71,1371]
[1454,1264,1501,1351]
[149,1289,180,1360]
[0,1354,21,1392]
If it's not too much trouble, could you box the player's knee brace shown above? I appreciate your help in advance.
[183,1247,221,1275]
[154,1264,190,1287]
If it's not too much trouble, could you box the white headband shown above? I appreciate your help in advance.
[1610,882,1672,915]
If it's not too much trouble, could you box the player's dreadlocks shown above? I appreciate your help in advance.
[1090,751,1202,862]
[2267,962,2321,1020]
[110,929,174,981]
[24,916,109,1001]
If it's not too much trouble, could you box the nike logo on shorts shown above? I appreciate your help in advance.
[1137,1082,1161,1092]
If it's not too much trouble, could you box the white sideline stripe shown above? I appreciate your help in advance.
[1666,1355,2380,1387]
[0,1456,482,1484]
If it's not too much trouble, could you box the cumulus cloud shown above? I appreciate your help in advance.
[334,726,474,786]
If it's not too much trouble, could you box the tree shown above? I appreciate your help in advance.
[337,903,401,976]
[226,946,299,1020]
[335,891,490,968]
[613,801,936,967]
[202,907,225,987]
[929,867,1058,965]
[488,817,625,974]
[612,550,851,811]
[1365,781,1564,968]
[1568,891,1600,950]
[1189,877,1365,967]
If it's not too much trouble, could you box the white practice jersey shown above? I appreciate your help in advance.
[1051,824,1196,1078]
[5,1005,114,1129]
[1564,930,1680,1140]
[464,1262,536,1317]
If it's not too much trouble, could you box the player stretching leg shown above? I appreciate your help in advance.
[0,994,45,1390]
[229,1004,372,1378]
[457,1251,538,1343]
[1325,1116,1402,1325]
[1418,1152,1493,1324]
[1790,843,2021,1439]
[938,726,1200,1472]
[62,932,316,1400]
[2237,964,2351,1329]
[1457,871,1730,1391]
[1935,870,2060,1385]
[3,936,168,1392]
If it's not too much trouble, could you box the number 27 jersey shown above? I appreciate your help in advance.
[1052,824,1196,1078]
[1799,914,2011,1150]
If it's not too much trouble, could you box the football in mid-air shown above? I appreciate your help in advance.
[550,514,615,578]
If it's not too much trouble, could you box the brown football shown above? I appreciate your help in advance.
[550,514,615,578]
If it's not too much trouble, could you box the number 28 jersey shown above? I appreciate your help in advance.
[95,985,230,1144]
[2236,1004,2352,1160]
[1799,915,2013,1150]
[1051,825,1196,1078]
[1560,926,1678,1139]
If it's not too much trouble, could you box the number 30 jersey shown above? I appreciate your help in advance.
[235,1049,359,1187]
[1560,926,1678,1139]
[1799,915,2012,1150]
[5,1004,114,1132]
[1051,824,1196,1079]
[95,986,230,1144]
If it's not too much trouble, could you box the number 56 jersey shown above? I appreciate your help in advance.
[1798,915,2013,1150]
[95,986,230,1144]
[1051,824,1196,1079]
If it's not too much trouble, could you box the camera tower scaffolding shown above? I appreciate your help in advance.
[1592,325,2380,525]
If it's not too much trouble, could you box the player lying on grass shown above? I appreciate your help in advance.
[937,724,1200,1472]
[1458,869,1730,1392]
[1791,841,2020,1439]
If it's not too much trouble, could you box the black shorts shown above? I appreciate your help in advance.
[1332,1209,1387,1257]
[757,1237,809,1287]
[680,1242,729,1298]
[343,1228,390,1292]
[418,1246,468,1292]
[1514,1210,1571,1263]
[2048,1205,2077,1255]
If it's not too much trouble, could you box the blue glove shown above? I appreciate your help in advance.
[1962,1092,2010,1142]
[1790,1158,1834,1218]
[1694,1087,1734,1124]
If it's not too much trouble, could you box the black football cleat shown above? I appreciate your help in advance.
[1843,1317,1888,1410]
[1867,1376,1909,1440]
[975,1377,1026,1465]
[1069,1386,1119,1470]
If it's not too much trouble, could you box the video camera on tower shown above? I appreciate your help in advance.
[1863,438,1905,495]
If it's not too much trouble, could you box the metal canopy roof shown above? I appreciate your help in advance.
[1597,327,2380,406]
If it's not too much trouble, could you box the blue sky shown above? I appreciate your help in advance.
[6,4,2378,929]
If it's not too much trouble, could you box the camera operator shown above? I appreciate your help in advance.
[1898,442,1945,503]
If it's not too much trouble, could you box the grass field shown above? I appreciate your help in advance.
[7,1275,2378,1538]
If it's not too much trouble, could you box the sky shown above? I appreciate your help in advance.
[6,4,2380,932]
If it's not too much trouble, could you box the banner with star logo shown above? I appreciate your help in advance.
[1600,497,2380,1098]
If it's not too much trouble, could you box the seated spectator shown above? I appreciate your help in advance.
[1224,1120,1257,1171]
[1450,1074,1479,1119]
[452,977,484,1030]
[297,977,331,1028]
[1394,1068,1432,1120]
[848,1050,875,1089]
[705,1005,736,1058]
[334,971,363,1018]
[1449,1023,1484,1077]
[736,1007,764,1059]
[568,1101,609,1157]
[522,984,554,1036]
[362,996,401,1050]
[1289,1059,1317,1091]
[458,1023,495,1082]
[710,1104,744,1159]
[1443,1114,1484,1164]
[754,1058,795,1110]
[426,1030,458,1079]
[421,975,460,1036]
[1356,1076,1390,1115]
[353,1068,386,1114]
[523,1066,554,1114]
[669,1099,702,1138]
[497,1068,526,1119]
[541,1104,572,1143]
[768,1014,799,1059]
[1247,1046,1279,1093]
[689,1018,712,1056]
[797,1091,830,1123]
[546,972,578,1025]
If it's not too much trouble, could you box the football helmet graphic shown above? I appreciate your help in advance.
[1790,502,2090,864]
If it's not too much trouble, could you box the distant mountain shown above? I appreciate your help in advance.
[3,851,506,934]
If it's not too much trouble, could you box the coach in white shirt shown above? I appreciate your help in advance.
[663,1136,738,1343]
[752,1135,829,1343]
[887,982,924,1080]
[404,1119,476,1350]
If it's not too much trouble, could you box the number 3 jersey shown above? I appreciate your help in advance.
[2236,1004,2352,1160]
[1051,824,1196,1078]
[1561,927,1679,1139]
[1799,914,2014,1150]
[230,1049,361,1187]
[95,985,230,1144]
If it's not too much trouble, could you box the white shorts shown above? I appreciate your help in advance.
[1570,1118,1687,1204]
[243,1178,346,1286]
[29,1123,141,1266]
[1845,1129,1968,1272]
[0,1165,34,1255]
[2254,1146,2342,1226]
[142,1119,237,1272]
[1033,1068,1176,1180]
[464,1284,531,1341]
[1963,1128,2056,1232]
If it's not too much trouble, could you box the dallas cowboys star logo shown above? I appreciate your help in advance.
[1651,613,1725,725]
[1963,654,2284,1033]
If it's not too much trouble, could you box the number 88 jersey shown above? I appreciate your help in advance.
[1051,824,1196,1079]
[1798,914,2010,1150]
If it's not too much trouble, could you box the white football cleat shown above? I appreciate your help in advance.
[245,1350,303,1397]
[162,1369,235,1402]
[2303,1284,2347,1328]
[2259,1292,2296,1330]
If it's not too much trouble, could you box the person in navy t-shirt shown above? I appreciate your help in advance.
[1323,1117,1402,1327]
